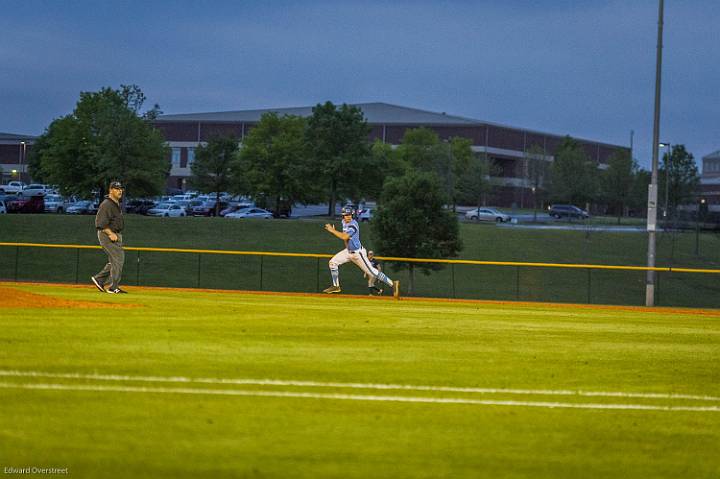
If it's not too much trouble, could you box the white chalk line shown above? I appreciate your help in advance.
[0,381,718,412]
[1,370,719,403]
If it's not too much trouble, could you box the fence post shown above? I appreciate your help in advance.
[260,255,264,290]
[515,266,520,300]
[14,246,19,281]
[587,268,591,304]
[136,251,141,286]
[75,248,80,284]
[451,263,456,299]
[197,253,202,288]
[316,257,320,292]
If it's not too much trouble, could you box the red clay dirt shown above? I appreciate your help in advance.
[0,285,138,309]
[1,281,718,317]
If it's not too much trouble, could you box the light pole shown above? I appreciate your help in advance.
[659,142,671,220]
[532,186,537,222]
[19,141,26,182]
[646,0,664,307]
[695,198,706,255]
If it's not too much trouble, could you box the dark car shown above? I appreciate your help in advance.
[125,199,156,215]
[4,194,45,214]
[191,201,228,217]
[548,204,589,219]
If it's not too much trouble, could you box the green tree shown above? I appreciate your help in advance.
[548,136,597,206]
[28,85,169,198]
[237,113,319,214]
[456,154,495,208]
[190,135,239,215]
[446,137,473,210]
[600,150,635,224]
[305,102,373,216]
[396,127,445,172]
[370,139,409,182]
[395,128,472,210]
[371,171,462,294]
[658,144,700,217]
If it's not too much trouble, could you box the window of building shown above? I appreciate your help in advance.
[171,148,181,168]
[187,148,195,167]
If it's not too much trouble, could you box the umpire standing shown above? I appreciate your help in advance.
[91,180,127,294]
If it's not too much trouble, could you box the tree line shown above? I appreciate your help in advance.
[27,85,703,292]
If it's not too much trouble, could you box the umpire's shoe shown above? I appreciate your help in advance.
[90,276,105,292]
[323,285,341,294]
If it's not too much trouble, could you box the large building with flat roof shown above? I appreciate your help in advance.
[700,150,720,206]
[154,102,629,206]
[0,132,35,184]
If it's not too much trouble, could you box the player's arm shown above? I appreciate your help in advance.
[324,223,349,241]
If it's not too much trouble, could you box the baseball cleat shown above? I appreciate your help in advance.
[91,276,105,292]
[392,280,400,299]
[106,288,128,294]
[323,285,342,294]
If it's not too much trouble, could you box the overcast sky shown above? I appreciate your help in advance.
[1,0,718,170]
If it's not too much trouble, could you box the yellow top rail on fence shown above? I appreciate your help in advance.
[1,242,719,275]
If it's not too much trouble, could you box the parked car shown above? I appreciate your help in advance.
[4,194,45,214]
[125,199,156,215]
[147,202,187,217]
[20,184,52,196]
[548,204,589,219]
[66,200,98,215]
[0,200,6,214]
[220,202,254,217]
[225,207,273,219]
[191,201,228,217]
[465,207,511,223]
[44,194,68,213]
[0,181,26,194]
[358,207,373,222]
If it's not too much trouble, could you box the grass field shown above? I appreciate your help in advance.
[1,214,719,307]
[1,282,719,478]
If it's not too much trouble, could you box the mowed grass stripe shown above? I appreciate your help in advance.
[2,370,719,403]
[2,382,720,413]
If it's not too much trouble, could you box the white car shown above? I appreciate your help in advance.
[465,207,511,223]
[20,184,51,196]
[0,181,26,194]
[44,194,68,213]
[358,208,373,222]
[0,200,6,214]
[225,207,273,219]
[66,200,98,215]
[147,202,187,217]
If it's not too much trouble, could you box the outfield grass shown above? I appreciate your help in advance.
[1,214,719,307]
[1,282,719,478]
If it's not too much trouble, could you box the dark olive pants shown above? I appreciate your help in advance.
[94,231,124,290]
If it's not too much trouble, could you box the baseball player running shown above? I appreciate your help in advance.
[323,206,399,297]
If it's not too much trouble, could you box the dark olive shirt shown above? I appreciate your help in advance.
[95,197,124,233]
